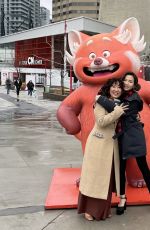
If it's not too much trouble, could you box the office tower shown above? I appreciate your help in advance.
[0,0,40,35]
[40,6,50,26]
[52,0,100,22]
[98,0,150,45]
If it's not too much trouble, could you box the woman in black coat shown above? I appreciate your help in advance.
[14,78,22,101]
[97,72,150,215]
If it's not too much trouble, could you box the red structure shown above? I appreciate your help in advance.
[45,168,150,209]
[57,18,150,189]
[15,35,65,70]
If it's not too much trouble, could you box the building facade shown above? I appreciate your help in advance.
[98,0,150,54]
[40,7,50,26]
[0,17,115,87]
[0,0,40,35]
[52,0,100,22]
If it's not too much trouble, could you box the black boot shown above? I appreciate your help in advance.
[116,195,127,215]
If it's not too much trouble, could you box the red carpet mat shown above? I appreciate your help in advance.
[45,168,150,209]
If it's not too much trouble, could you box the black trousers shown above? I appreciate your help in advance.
[16,88,20,96]
[120,156,150,195]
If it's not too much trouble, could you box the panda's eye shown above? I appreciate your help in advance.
[103,50,110,58]
[89,52,96,60]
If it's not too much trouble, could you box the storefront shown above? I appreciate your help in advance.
[0,17,115,89]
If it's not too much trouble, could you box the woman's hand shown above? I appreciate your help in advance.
[119,103,129,112]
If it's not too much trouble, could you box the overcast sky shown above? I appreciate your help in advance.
[40,0,52,12]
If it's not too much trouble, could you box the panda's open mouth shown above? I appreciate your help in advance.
[83,64,119,77]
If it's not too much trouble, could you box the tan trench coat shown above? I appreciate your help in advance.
[79,102,124,200]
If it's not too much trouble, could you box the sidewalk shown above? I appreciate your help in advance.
[0,86,60,109]
[0,86,41,107]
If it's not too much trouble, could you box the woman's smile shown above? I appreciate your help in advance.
[123,75,134,91]
[109,83,122,99]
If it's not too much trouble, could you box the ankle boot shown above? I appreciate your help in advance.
[116,195,127,215]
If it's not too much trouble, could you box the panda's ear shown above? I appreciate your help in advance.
[65,50,74,65]
[118,18,140,43]
[112,17,146,52]
[68,30,89,55]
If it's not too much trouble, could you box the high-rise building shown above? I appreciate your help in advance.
[98,0,150,48]
[52,0,100,22]
[40,7,50,26]
[0,0,40,35]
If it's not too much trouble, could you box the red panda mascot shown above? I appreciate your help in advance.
[57,17,150,188]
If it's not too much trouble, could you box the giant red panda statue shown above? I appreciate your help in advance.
[57,17,150,188]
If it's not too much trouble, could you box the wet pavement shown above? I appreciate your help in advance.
[0,86,149,230]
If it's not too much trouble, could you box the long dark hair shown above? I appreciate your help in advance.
[122,72,141,91]
[98,78,123,97]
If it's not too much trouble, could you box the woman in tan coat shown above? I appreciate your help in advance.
[78,78,128,221]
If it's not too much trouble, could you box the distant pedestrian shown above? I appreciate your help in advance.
[5,78,11,94]
[14,78,22,101]
[27,80,34,96]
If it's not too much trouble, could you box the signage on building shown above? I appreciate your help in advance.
[19,57,43,65]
